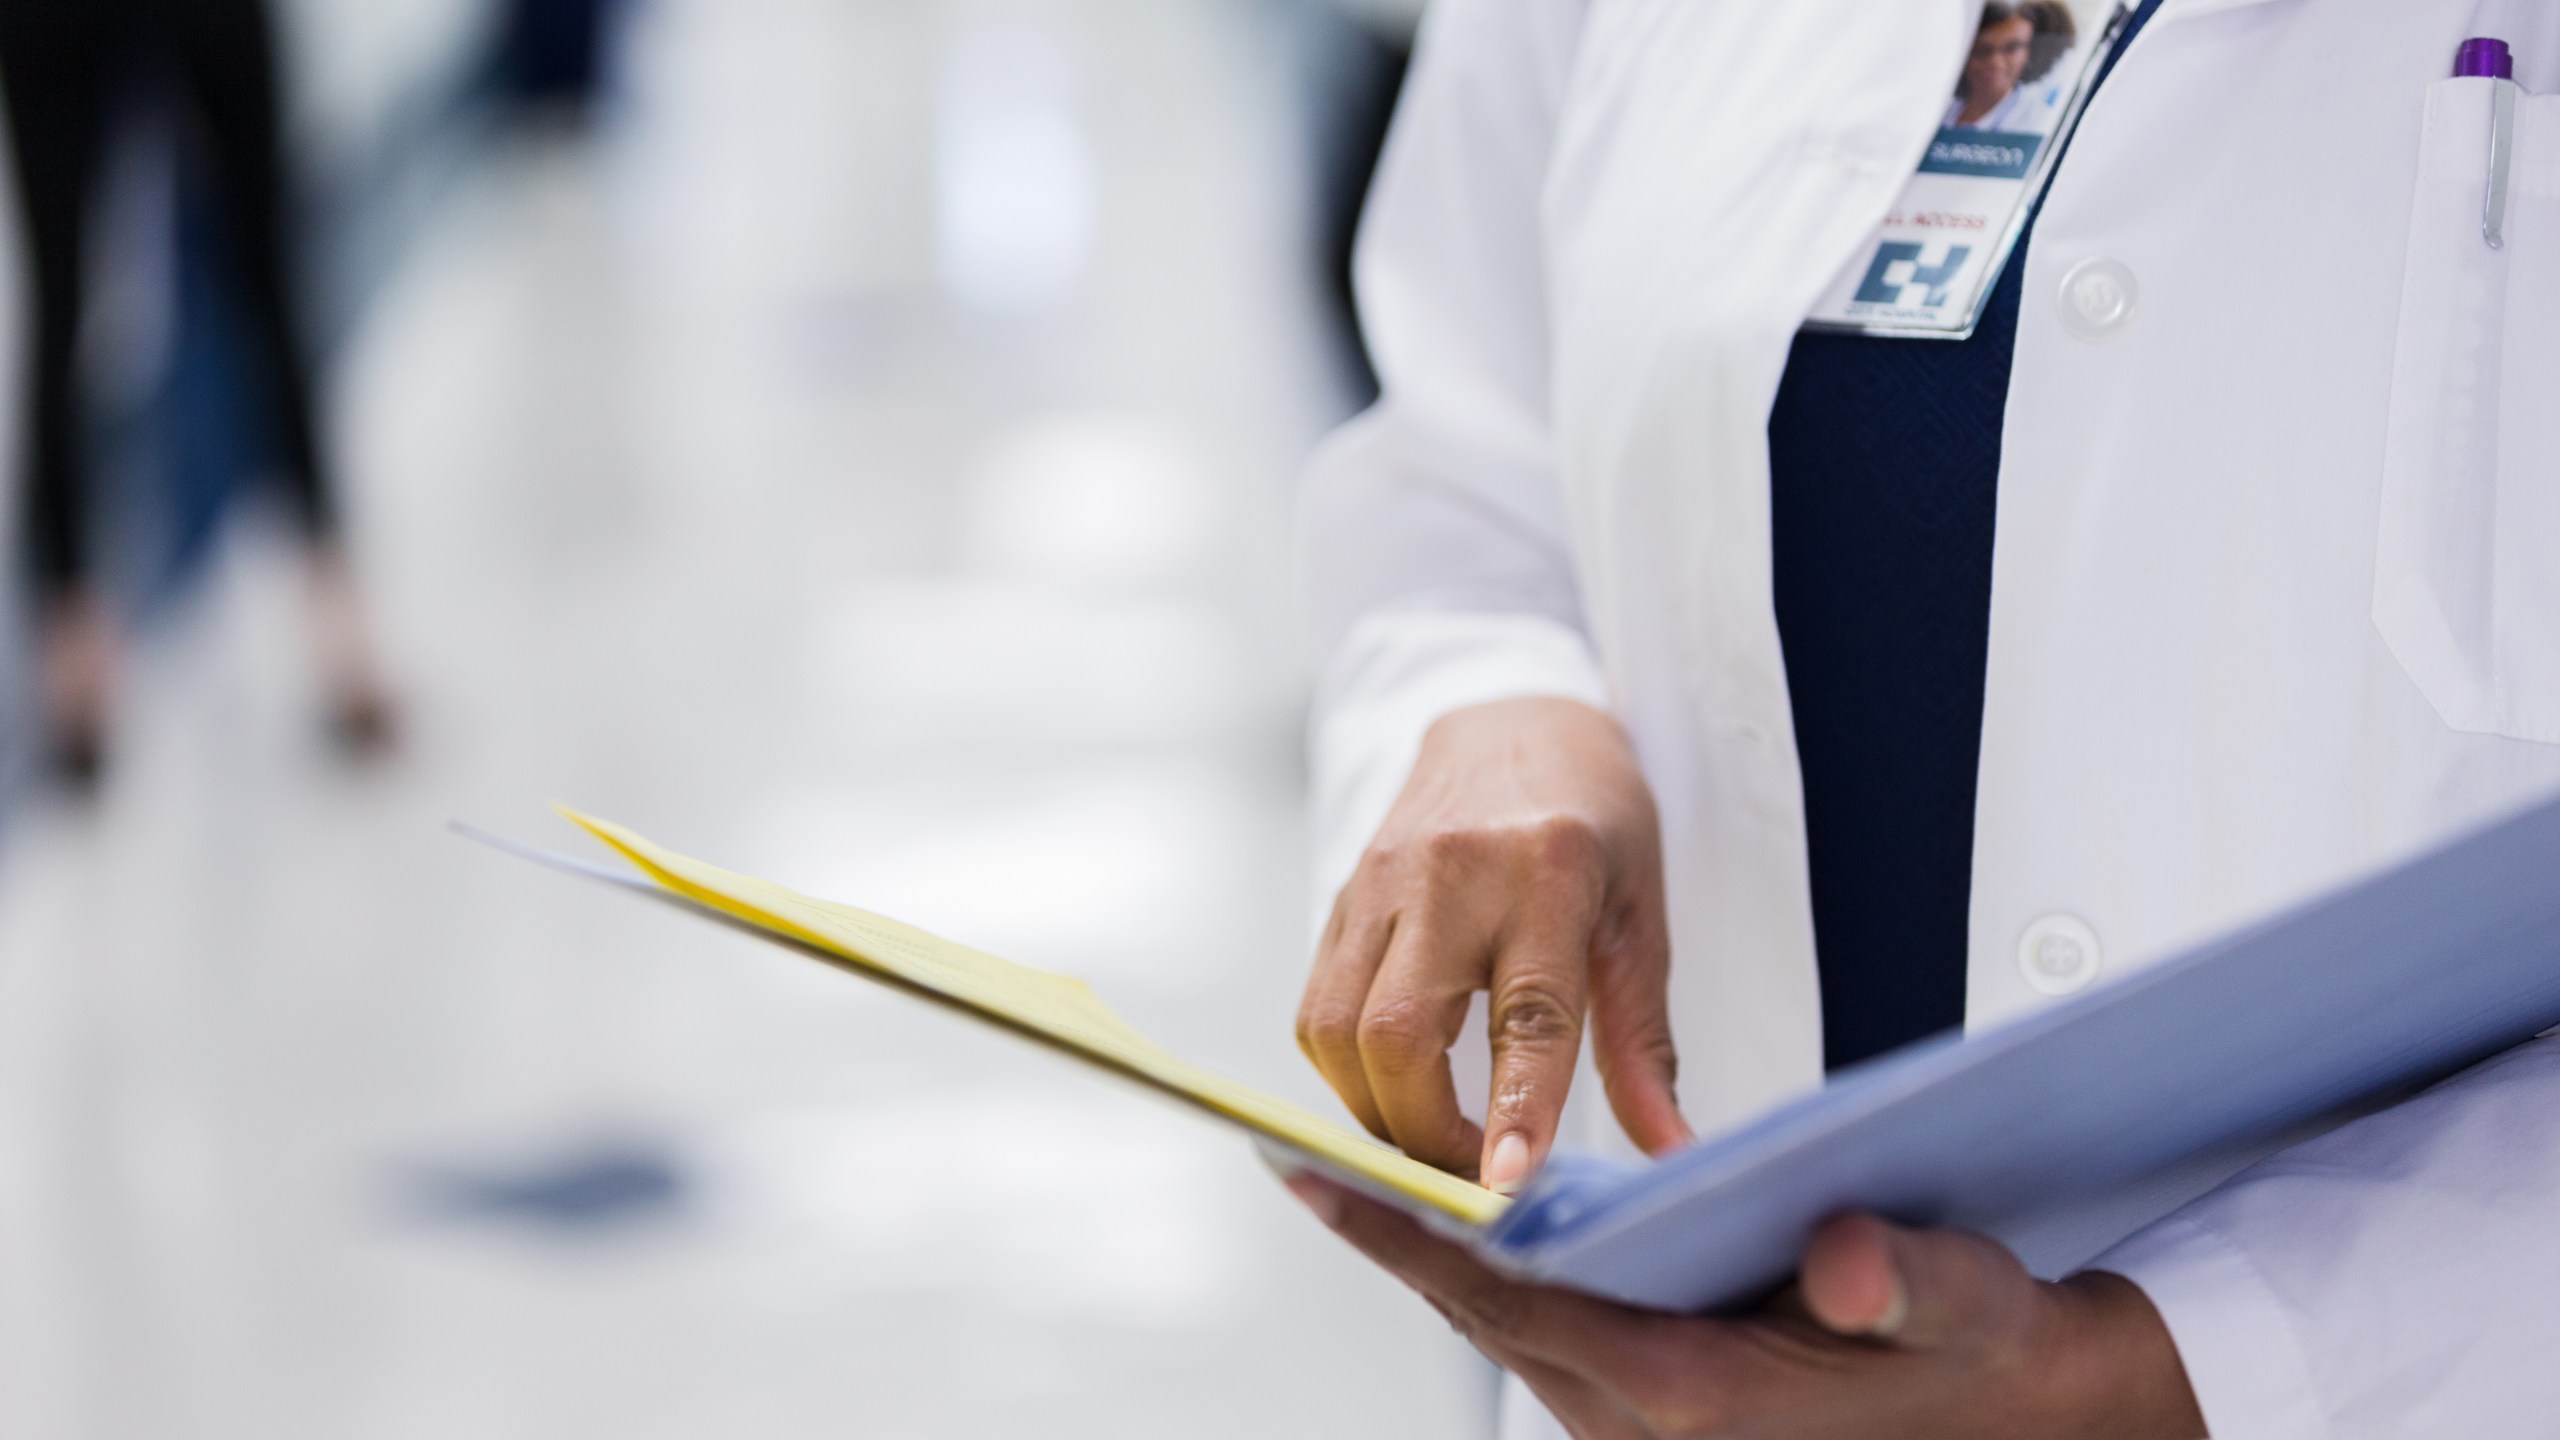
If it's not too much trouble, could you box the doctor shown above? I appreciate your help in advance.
[1947,1,2076,132]
[1293,0,2560,1435]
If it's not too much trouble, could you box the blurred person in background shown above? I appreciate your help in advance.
[491,0,624,123]
[0,0,392,785]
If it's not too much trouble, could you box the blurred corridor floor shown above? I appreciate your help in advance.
[0,2,1488,1436]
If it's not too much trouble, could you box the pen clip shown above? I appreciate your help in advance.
[2486,77,2515,250]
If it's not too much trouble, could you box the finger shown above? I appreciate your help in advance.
[1585,886,1692,1159]
[1298,885,1396,1140]
[1798,1214,1904,1338]
[1290,1174,1683,1379]
[1480,869,1600,1191]
[1356,917,1486,1174]
[1468,1334,1652,1440]
[1800,1213,2030,1349]
[1304,1178,1767,1437]
[1753,1280,1818,1327]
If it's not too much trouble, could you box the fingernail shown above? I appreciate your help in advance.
[1484,1133,1533,1194]
[1286,1173,1345,1226]
[1869,1272,1909,1339]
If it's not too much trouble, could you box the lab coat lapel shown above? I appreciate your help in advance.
[1538,0,1971,1125]
[1544,0,1972,698]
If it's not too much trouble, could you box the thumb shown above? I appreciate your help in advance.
[1800,1214,2030,1349]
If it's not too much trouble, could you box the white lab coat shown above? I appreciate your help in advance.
[1302,0,2560,1435]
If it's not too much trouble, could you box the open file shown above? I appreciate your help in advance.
[497,792,2560,1311]
[528,808,1507,1227]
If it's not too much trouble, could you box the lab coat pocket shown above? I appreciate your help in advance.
[2373,78,2560,744]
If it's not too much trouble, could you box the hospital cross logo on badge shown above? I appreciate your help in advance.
[1852,242,1975,310]
[1802,0,2136,338]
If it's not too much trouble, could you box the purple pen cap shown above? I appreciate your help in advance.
[2455,37,2514,80]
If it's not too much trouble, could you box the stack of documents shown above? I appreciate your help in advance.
[487,793,2560,1312]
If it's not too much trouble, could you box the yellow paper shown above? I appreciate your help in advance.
[558,808,1507,1228]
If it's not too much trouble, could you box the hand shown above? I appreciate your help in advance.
[1288,1175,2206,1440]
[1299,697,1689,1191]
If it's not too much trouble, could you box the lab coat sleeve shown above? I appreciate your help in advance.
[2091,1033,2560,1440]
[1304,0,1603,911]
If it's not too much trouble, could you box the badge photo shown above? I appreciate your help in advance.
[1803,0,2130,339]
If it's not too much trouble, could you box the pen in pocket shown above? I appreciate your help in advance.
[2455,37,2515,249]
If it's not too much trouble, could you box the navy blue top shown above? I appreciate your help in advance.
[1767,0,2160,1072]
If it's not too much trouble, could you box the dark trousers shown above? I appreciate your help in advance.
[0,0,334,604]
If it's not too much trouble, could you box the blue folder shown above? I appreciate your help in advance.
[474,788,2560,1314]
[1452,790,2560,1311]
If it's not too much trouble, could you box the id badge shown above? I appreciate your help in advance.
[1804,1,2136,339]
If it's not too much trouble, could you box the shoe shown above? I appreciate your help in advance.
[305,542,399,760]
[37,589,115,788]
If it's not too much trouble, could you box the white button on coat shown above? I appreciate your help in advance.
[1312,0,2560,1111]
[2016,913,2103,996]
[2058,257,2138,339]
[1307,1,2560,1435]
